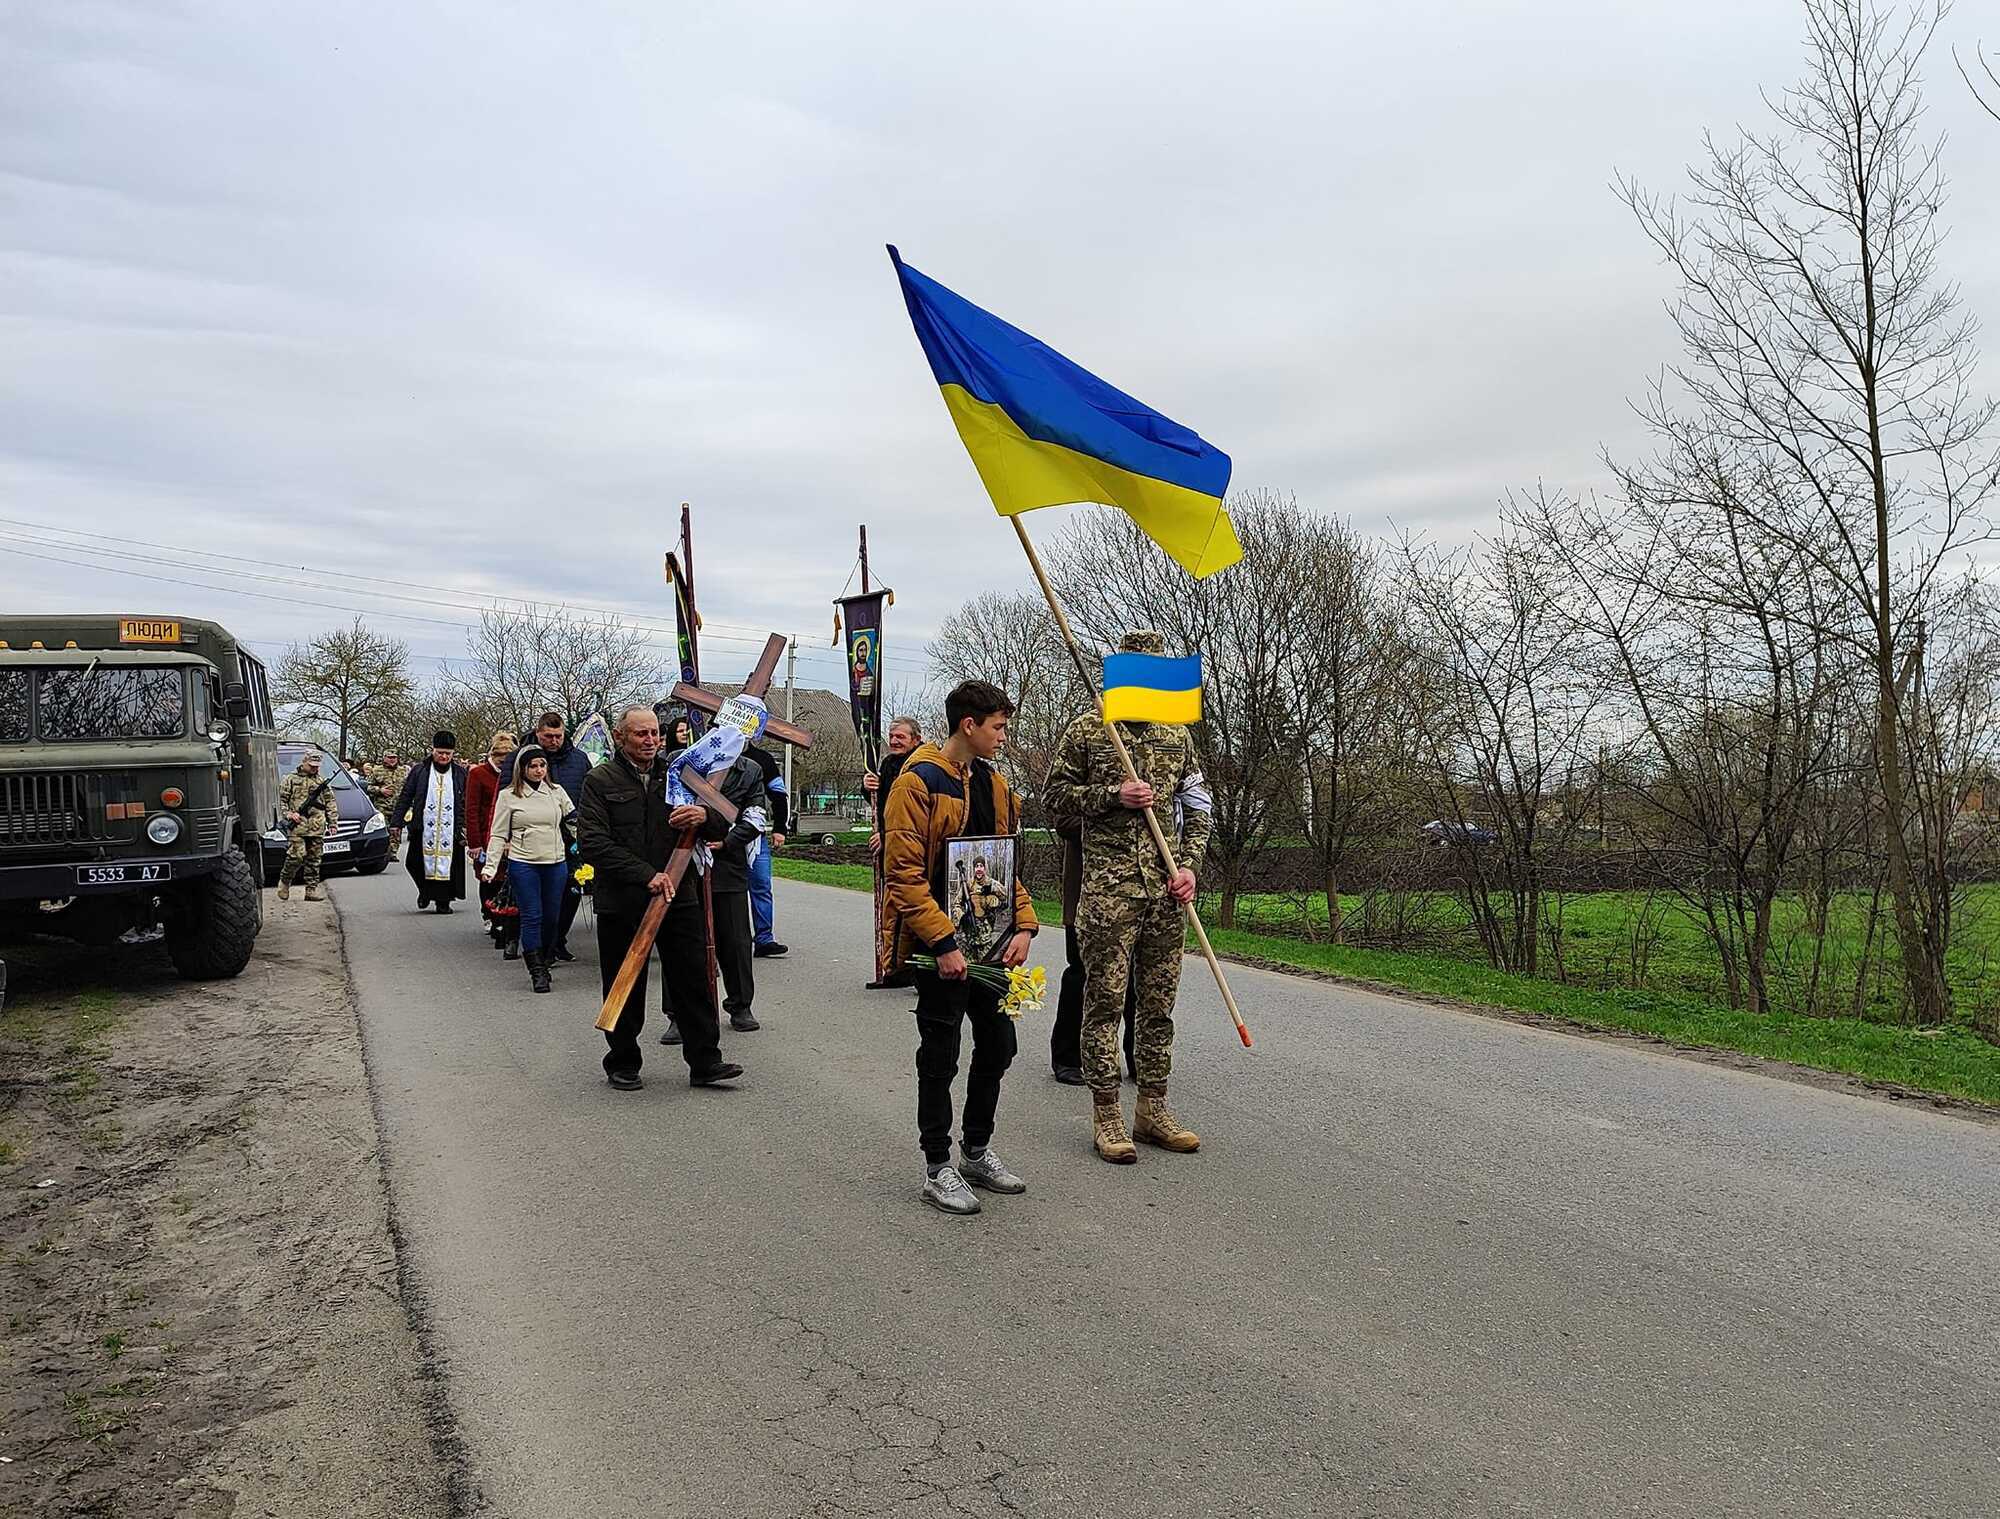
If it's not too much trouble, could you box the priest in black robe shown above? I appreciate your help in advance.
[390,731,469,912]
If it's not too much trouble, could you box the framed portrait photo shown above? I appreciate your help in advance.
[944,835,1017,965]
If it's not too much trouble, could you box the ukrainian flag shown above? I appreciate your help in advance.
[1102,652,1203,725]
[889,247,1241,579]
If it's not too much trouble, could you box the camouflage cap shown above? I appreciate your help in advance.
[1118,630,1166,655]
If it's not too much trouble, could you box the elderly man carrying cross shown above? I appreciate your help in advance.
[578,705,744,1092]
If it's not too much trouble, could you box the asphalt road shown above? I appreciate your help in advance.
[338,870,2000,1518]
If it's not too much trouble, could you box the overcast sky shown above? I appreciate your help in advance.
[4,0,1998,696]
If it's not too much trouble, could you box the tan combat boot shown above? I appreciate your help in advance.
[276,879,291,901]
[1134,1084,1200,1152]
[304,885,325,902]
[1091,1088,1137,1164]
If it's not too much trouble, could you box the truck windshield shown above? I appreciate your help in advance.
[37,666,186,740]
[0,671,26,741]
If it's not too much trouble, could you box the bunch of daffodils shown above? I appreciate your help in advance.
[907,958,1048,1018]
[1001,965,1049,1019]
[573,863,595,886]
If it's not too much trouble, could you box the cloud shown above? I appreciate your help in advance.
[2,0,1996,689]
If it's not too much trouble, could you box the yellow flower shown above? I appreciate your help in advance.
[573,863,595,884]
[999,965,1047,1019]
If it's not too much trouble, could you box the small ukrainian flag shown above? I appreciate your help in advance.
[1102,652,1203,725]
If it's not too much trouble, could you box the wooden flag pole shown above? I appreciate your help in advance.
[1008,517,1252,1048]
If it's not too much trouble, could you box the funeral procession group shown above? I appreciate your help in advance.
[287,249,1254,1218]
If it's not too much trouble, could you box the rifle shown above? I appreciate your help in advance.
[283,774,335,834]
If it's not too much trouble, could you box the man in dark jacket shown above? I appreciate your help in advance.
[577,706,742,1092]
[532,711,594,962]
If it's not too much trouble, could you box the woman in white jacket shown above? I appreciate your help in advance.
[483,746,577,993]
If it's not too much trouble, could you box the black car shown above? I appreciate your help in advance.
[1419,818,1498,847]
[259,742,393,885]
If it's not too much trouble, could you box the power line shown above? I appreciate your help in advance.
[0,512,933,666]
[0,525,932,677]
[0,542,479,630]
[0,540,930,681]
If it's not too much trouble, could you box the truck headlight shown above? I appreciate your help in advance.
[364,811,387,833]
[146,813,183,845]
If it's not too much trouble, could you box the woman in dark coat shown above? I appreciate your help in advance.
[390,731,470,912]
[465,731,518,951]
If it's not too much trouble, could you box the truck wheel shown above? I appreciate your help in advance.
[353,856,388,876]
[819,832,838,847]
[164,850,262,981]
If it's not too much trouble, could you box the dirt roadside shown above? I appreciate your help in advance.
[0,898,463,1517]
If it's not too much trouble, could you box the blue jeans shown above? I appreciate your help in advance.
[508,859,569,954]
[749,843,776,945]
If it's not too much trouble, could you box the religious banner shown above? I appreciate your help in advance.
[836,590,889,772]
[572,710,613,770]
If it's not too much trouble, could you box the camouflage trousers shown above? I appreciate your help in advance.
[1076,891,1184,1090]
[279,833,324,888]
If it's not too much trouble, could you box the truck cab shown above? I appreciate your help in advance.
[0,615,276,980]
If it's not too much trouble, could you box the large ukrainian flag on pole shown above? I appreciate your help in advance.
[889,247,1241,579]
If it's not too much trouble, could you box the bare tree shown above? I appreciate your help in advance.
[1398,528,1603,976]
[1049,490,1331,927]
[1290,518,1410,942]
[273,618,416,760]
[790,719,868,815]
[1519,481,1855,1012]
[451,606,664,738]
[927,591,1091,818]
[1617,0,1999,1022]
[1955,41,2000,121]
[1898,577,2000,1007]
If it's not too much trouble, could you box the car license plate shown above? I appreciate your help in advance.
[76,863,172,886]
[321,840,351,855]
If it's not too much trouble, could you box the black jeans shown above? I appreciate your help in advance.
[596,892,721,1077]
[1050,923,1136,1073]
[913,969,1017,1167]
[713,888,755,1017]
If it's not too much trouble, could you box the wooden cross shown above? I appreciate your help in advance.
[668,635,816,749]
[592,525,815,1032]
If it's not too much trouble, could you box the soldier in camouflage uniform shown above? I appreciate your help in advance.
[276,750,341,901]
[1044,630,1214,1163]
[364,752,408,848]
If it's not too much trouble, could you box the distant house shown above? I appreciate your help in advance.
[669,683,869,807]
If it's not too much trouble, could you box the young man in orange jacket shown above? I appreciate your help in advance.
[880,681,1038,1216]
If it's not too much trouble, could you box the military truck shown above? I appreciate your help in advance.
[0,614,278,982]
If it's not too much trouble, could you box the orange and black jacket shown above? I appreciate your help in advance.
[881,742,1038,971]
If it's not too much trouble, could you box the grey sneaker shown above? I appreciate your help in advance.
[921,1165,981,1215]
[959,1148,1025,1194]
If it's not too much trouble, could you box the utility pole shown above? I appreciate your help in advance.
[783,635,798,799]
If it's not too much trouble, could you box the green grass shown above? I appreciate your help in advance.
[773,858,2000,1107]
[1214,884,2000,1025]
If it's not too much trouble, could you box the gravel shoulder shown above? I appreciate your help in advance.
[0,899,457,1517]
